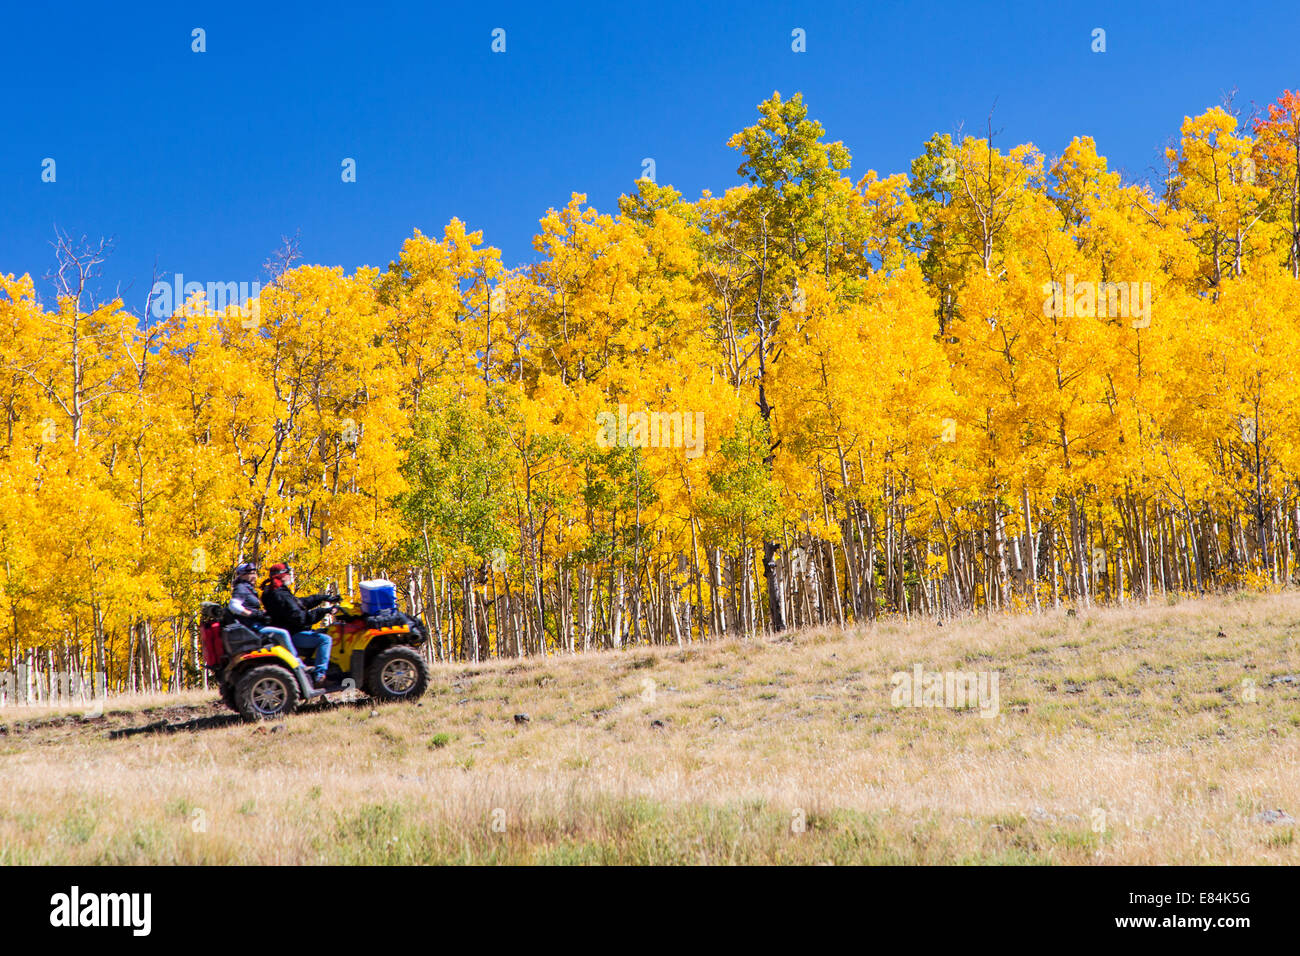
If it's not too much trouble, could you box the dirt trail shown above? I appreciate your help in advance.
[0,700,230,745]
[0,691,384,745]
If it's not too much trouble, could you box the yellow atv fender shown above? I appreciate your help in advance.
[232,644,304,670]
[335,628,414,689]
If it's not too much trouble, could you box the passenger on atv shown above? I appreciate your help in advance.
[227,561,297,658]
[261,563,337,686]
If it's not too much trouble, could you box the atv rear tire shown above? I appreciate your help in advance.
[365,646,430,703]
[219,682,237,712]
[234,664,299,720]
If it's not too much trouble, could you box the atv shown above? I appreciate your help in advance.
[199,600,431,720]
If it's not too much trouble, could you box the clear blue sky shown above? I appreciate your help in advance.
[2,0,1296,313]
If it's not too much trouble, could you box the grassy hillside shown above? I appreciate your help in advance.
[2,590,1299,864]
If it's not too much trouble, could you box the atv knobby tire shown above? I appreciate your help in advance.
[220,682,237,712]
[365,646,430,703]
[234,664,299,720]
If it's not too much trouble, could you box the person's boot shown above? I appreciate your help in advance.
[296,666,325,698]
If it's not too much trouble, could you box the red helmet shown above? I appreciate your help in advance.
[264,562,293,589]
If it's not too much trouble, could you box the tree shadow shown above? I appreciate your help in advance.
[105,693,382,738]
[108,712,244,738]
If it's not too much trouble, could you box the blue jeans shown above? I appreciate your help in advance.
[290,630,332,677]
[255,625,294,657]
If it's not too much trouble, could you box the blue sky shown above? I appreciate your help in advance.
[2,0,1296,313]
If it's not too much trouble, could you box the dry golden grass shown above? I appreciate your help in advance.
[2,589,1299,864]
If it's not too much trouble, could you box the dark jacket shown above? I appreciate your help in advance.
[262,584,331,634]
[228,580,269,625]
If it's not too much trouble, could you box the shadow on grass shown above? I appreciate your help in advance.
[106,692,384,738]
[108,713,244,738]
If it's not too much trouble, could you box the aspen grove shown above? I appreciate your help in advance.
[4,90,1300,694]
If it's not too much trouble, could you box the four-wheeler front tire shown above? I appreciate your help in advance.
[365,646,430,703]
[234,664,299,720]
[219,682,237,712]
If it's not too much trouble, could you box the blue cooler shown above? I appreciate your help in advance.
[360,579,397,615]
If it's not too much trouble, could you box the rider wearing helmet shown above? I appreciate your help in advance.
[260,563,335,685]
[228,561,298,659]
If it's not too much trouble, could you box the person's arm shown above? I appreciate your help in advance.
[231,584,267,622]
[280,592,313,632]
